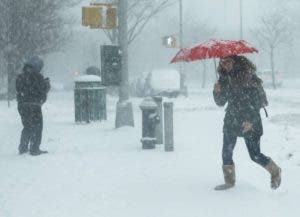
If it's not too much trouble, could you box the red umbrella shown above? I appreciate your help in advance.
[171,39,258,63]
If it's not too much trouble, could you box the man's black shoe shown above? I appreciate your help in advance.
[19,149,28,155]
[30,150,48,156]
[19,146,28,155]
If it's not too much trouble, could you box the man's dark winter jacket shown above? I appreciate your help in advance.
[16,56,50,105]
[213,74,264,137]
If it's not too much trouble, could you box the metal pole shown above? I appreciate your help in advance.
[223,0,227,31]
[164,102,174,152]
[179,0,185,94]
[118,0,129,102]
[239,0,243,39]
[115,0,134,128]
[179,0,183,52]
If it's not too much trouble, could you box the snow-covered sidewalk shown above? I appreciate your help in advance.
[0,89,299,217]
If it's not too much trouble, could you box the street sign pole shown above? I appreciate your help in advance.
[115,0,134,128]
[179,0,187,96]
[239,0,243,39]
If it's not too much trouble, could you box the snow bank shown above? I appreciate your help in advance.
[74,75,101,82]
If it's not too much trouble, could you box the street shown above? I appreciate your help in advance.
[0,87,299,217]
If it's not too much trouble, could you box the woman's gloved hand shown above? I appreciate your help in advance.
[242,121,253,134]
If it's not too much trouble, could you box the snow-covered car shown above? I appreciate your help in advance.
[257,70,283,88]
[145,69,181,98]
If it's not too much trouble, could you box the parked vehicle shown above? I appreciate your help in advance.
[131,69,181,98]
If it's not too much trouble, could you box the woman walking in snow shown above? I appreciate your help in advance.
[213,55,281,190]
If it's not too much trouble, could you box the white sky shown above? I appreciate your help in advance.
[184,0,274,31]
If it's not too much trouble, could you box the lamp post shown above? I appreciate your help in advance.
[179,0,187,96]
[223,0,227,29]
[239,0,243,39]
[179,0,183,51]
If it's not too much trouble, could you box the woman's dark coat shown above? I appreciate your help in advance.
[213,70,266,137]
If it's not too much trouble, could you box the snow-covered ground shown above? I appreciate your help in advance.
[0,87,300,217]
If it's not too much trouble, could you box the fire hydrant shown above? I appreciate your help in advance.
[139,97,160,149]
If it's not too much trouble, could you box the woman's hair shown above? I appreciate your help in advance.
[231,55,256,73]
[218,55,257,84]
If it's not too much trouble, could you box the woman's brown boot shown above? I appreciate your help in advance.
[264,159,281,190]
[215,164,236,191]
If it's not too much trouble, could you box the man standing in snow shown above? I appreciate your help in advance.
[16,56,50,156]
[213,55,281,190]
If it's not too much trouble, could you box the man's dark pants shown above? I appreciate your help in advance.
[18,104,43,153]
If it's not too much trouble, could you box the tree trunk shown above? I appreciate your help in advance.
[6,54,20,104]
[270,47,276,89]
[115,0,134,128]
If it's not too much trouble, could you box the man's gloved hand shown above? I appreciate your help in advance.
[44,77,51,92]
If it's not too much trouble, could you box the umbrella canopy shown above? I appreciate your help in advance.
[171,39,258,63]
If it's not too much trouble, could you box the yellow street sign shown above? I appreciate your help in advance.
[82,3,117,29]
[82,6,103,28]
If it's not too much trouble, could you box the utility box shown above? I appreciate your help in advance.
[74,75,107,123]
[101,45,121,86]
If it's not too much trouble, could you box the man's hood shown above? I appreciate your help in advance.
[24,56,44,74]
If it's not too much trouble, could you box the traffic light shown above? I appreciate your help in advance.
[82,6,103,28]
[106,7,117,29]
[82,4,118,29]
[162,35,177,48]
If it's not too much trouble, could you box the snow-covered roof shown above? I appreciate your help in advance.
[74,75,102,82]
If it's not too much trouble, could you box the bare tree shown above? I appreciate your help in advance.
[103,0,175,45]
[0,0,81,100]
[253,13,293,89]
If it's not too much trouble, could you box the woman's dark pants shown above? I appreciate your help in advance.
[222,132,270,167]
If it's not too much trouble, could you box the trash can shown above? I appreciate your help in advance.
[74,75,106,123]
